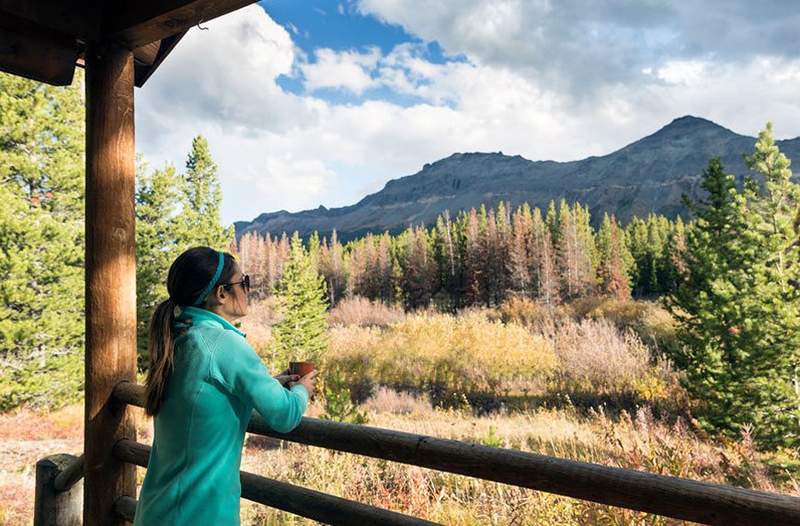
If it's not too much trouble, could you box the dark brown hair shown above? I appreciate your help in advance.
[145,246,236,416]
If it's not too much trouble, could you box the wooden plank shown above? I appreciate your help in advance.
[105,0,257,49]
[133,41,160,66]
[134,31,186,87]
[0,12,77,85]
[113,439,441,526]
[34,454,83,526]
[110,382,800,526]
[84,43,137,526]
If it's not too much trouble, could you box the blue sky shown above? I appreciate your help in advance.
[135,1,800,225]
[262,1,462,107]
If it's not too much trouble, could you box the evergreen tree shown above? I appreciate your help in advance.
[272,233,329,367]
[135,160,184,360]
[494,201,512,301]
[463,208,483,306]
[545,200,559,245]
[626,217,650,296]
[557,201,594,299]
[0,73,84,408]
[319,230,347,305]
[597,213,631,300]
[509,204,533,296]
[670,150,800,449]
[179,135,233,248]
[135,137,232,363]
[531,208,560,306]
[666,216,688,292]
[400,226,436,309]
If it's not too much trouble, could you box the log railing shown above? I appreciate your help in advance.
[37,381,800,525]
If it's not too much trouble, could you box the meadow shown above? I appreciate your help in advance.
[2,296,798,525]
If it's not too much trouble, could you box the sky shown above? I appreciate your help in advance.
[135,1,800,225]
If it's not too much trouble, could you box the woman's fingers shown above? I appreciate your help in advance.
[274,374,300,386]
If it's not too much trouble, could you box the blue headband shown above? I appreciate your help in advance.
[193,251,225,306]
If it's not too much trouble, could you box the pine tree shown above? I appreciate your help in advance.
[319,230,347,306]
[433,212,458,308]
[135,136,232,362]
[670,151,800,449]
[135,159,184,359]
[556,201,594,299]
[509,204,533,296]
[545,200,559,246]
[597,213,631,300]
[626,217,650,296]
[272,233,329,367]
[531,208,560,306]
[666,216,688,292]
[463,208,483,306]
[400,226,436,309]
[377,233,394,303]
[0,73,85,409]
[179,135,233,249]
[494,201,512,302]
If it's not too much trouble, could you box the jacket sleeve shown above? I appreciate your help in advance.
[210,331,308,433]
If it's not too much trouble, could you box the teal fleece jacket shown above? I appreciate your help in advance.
[133,306,308,525]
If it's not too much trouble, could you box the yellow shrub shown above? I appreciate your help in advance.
[327,311,557,400]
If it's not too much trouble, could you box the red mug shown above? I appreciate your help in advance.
[289,361,316,377]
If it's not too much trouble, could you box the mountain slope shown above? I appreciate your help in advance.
[235,116,800,241]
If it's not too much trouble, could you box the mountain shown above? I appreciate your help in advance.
[234,116,800,241]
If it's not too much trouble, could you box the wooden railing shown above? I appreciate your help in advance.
[36,381,800,526]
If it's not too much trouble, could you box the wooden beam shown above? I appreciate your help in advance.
[83,42,137,526]
[0,12,78,85]
[106,0,257,49]
[0,1,95,41]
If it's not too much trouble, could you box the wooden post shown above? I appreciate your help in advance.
[84,41,137,526]
[34,454,83,526]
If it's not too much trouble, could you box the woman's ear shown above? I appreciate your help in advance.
[210,284,228,306]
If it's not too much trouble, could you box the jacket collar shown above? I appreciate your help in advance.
[174,305,247,338]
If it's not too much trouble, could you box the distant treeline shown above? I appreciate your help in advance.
[237,200,686,311]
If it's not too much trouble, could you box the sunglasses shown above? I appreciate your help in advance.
[222,274,250,293]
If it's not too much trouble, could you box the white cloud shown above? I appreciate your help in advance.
[356,0,800,96]
[136,4,800,226]
[301,47,381,94]
[652,60,707,86]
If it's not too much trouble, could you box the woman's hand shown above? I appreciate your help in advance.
[274,368,300,387]
[291,370,317,397]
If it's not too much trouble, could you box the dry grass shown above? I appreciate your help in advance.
[327,297,405,328]
[550,319,680,406]
[0,404,83,526]
[325,304,682,412]
[326,310,557,405]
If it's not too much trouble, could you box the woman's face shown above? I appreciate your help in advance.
[208,263,249,321]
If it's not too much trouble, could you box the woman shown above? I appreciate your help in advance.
[133,247,315,525]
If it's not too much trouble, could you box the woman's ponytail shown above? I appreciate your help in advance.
[144,298,176,416]
[144,246,236,416]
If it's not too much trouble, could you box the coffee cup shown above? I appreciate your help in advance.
[289,361,316,377]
